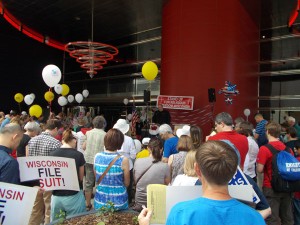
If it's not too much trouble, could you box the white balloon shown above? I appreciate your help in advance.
[123,98,129,105]
[127,114,132,121]
[24,94,34,105]
[244,108,251,117]
[58,96,68,106]
[42,64,62,88]
[67,95,74,103]
[75,93,83,104]
[82,89,89,98]
[30,93,35,100]
[54,84,63,94]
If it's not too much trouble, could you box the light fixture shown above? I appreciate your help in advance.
[64,0,118,78]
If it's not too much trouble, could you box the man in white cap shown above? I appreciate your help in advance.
[159,124,179,163]
[113,118,136,204]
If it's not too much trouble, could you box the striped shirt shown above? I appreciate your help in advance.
[255,119,268,136]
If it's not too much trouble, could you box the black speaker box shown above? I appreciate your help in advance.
[208,88,216,102]
[144,90,151,103]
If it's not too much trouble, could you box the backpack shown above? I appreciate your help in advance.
[266,144,300,192]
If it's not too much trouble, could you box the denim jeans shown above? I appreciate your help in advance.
[293,198,300,225]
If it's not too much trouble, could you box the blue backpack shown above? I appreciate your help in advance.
[266,144,300,192]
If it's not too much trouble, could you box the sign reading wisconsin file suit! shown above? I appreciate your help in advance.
[18,156,79,191]
[157,95,194,110]
[0,182,38,225]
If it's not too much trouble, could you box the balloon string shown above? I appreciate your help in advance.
[49,88,52,113]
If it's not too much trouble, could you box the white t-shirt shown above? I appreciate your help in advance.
[172,174,198,186]
[117,135,136,170]
[76,131,86,154]
[243,136,259,178]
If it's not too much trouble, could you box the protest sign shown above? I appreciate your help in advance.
[229,166,260,203]
[18,156,79,191]
[0,182,38,225]
[147,184,255,225]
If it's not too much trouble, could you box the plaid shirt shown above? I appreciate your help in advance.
[28,132,61,156]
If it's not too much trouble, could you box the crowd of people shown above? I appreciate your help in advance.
[1,107,300,225]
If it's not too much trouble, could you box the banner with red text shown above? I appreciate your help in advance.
[157,95,194,110]
[17,156,79,191]
[0,182,38,225]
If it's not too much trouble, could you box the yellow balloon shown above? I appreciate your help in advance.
[29,105,42,118]
[44,91,54,102]
[14,93,24,103]
[61,84,70,96]
[142,61,158,81]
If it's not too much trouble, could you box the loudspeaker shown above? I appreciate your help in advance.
[144,90,151,103]
[208,88,216,102]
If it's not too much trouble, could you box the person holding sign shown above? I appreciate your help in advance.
[94,129,130,211]
[133,138,170,211]
[27,119,62,225]
[0,123,23,184]
[139,141,265,225]
[49,129,86,222]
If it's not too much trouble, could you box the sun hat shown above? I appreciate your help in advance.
[176,125,191,138]
[142,137,151,145]
[113,119,129,134]
[21,111,27,116]
[149,123,159,135]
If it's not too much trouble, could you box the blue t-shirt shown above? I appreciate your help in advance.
[166,197,265,225]
[163,136,178,158]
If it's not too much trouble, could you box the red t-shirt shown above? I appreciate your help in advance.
[257,141,293,188]
[208,131,248,168]
[295,156,300,199]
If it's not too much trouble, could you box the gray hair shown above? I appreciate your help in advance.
[159,124,172,134]
[24,121,41,132]
[215,112,233,126]
[287,116,296,123]
[92,116,106,129]
[1,123,22,135]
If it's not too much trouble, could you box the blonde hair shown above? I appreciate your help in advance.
[177,135,194,152]
[184,150,197,177]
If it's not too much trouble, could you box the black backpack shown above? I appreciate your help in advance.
[266,144,300,192]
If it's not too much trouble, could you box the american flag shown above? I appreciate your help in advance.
[130,108,139,134]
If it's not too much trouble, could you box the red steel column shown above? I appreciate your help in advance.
[161,0,260,134]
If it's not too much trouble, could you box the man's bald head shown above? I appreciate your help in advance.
[0,123,22,135]
[0,123,23,149]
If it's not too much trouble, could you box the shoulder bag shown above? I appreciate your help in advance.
[96,154,121,185]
